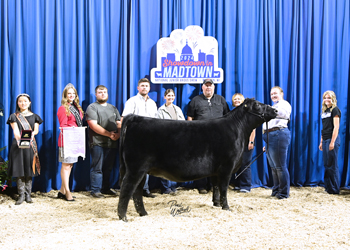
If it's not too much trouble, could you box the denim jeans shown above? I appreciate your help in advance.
[90,145,117,194]
[235,147,254,191]
[263,128,291,198]
[160,178,177,191]
[143,174,150,192]
[322,136,340,194]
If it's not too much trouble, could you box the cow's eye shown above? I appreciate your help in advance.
[254,103,260,110]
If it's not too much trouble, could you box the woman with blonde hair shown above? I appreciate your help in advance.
[57,83,84,201]
[319,90,341,194]
[231,93,255,193]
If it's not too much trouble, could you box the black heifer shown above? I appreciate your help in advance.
[118,98,277,221]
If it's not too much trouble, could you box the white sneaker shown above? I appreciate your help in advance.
[240,189,250,193]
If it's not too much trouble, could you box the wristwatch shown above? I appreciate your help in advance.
[249,141,254,144]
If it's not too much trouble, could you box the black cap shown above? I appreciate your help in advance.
[203,79,214,85]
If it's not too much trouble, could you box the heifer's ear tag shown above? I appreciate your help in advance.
[244,105,247,107]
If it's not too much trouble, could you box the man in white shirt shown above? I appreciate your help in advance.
[121,78,158,198]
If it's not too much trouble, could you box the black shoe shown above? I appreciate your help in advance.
[271,191,278,197]
[58,192,65,199]
[101,189,119,196]
[143,190,156,198]
[276,194,288,199]
[64,196,75,201]
[91,192,106,198]
[198,189,208,194]
[58,191,76,199]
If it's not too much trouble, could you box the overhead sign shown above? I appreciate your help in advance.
[151,25,223,84]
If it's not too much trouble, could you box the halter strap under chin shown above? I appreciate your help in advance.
[247,105,268,122]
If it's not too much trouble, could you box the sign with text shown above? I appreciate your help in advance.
[62,127,86,159]
[151,25,223,84]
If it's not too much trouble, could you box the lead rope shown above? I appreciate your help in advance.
[235,151,264,179]
[266,115,269,153]
[236,105,289,179]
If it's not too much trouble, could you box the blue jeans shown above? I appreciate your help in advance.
[143,174,150,192]
[322,137,340,194]
[90,145,117,194]
[263,128,291,199]
[160,178,177,191]
[235,147,254,191]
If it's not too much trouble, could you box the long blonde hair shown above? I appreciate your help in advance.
[322,90,337,113]
[61,83,84,115]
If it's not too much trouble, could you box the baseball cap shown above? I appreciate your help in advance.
[203,79,214,85]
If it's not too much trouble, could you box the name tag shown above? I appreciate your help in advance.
[321,112,331,119]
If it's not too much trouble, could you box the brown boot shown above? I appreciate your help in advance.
[15,178,25,205]
[25,177,33,203]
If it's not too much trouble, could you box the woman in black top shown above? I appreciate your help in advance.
[319,90,341,194]
[7,94,43,204]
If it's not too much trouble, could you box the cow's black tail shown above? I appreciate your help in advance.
[119,123,128,187]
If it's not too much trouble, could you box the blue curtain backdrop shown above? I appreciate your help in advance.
[0,0,349,192]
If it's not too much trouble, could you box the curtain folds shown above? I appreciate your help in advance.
[0,0,349,192]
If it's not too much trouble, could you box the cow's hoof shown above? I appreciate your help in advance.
[119,216,128,222]
[222,206,230,211]
[139,211,148,217]
[213,202,221,207]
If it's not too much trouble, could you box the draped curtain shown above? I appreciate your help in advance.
[0,0,349,192]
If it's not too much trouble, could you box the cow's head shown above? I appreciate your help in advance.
[242,98,278,123]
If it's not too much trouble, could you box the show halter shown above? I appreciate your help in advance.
[235,105,269,179]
